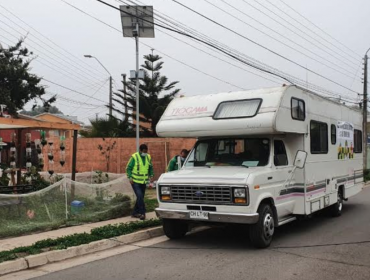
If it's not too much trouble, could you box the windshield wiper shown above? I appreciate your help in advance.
[239,165,249,168]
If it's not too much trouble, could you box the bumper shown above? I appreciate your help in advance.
[155,208,259,224]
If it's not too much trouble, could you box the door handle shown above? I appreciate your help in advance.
[268,177,273,180]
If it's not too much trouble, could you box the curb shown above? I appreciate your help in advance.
[0,226,164,276]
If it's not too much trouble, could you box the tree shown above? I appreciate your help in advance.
[111,53,180,136]
[21,105,64,116]
[0,40,54,115]
[79,117,134,138]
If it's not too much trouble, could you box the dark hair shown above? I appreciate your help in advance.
[181,149,189,154]
[140,144,148,151]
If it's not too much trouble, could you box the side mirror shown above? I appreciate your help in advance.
[294,150,307,169]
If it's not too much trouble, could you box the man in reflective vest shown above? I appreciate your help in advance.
[167,149,189,172]
[126,144,154,220]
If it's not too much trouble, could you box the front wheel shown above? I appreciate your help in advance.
[249,203,275,249]
[163,219,188,239]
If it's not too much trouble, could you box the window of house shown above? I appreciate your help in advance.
[291,98,305,121]
[274,140,288,166]
[331,124,336,145]
[354,129,362,153]
[310,121,328,154]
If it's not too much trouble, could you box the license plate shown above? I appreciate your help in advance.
[189,210,209,220]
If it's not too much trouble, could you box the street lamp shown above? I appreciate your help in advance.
[84,55,113,117]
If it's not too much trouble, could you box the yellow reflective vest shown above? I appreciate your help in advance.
[129,152,152,184]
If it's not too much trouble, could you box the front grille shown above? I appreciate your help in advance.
[170,185,232,204]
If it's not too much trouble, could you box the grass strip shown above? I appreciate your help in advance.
[0,219,162,264]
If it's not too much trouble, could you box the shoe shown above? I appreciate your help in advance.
[131,214,141,218]
[139,214,146,220]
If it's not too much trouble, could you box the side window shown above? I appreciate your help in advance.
[291,98,305,121]
[354,129,362,153]
[274,140,288,166]
[331,124,336,145]
[310,121,328,154]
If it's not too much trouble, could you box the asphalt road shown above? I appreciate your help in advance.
[33,188,370,280]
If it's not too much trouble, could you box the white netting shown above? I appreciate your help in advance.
[0,172,134,238]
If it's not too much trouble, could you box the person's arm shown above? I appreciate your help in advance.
[148,157,154,180]
[167,157,176,172]
[126,157,135,183]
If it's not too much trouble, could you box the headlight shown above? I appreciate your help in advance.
[161,186,171,195]
[234,188,246,198]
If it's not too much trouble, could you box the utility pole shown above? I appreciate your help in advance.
[121,74,128,120]
[363,49,369,170]
[134,23,140,152]
[109,76,113,118]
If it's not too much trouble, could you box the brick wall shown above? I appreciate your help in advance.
[44,137,196,180]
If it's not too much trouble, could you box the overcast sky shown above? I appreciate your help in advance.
[1,0,370,124]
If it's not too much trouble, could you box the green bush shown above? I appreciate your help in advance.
[0,219,162,263]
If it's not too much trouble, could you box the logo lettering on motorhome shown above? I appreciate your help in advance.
[170,106,208,116]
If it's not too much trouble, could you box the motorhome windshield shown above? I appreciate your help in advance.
[185,138,270,168]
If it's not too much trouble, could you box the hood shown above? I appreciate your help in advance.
[158,166,255,185]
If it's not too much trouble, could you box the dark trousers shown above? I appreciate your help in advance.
[132,182,146,215]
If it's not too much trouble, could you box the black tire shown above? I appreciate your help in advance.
[249,203,275,249]
[330,190,343,217]
[163,219,188,239]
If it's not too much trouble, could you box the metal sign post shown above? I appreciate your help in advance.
[120,5,155,152]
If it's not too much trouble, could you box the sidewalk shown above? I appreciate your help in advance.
[0,212,157,252]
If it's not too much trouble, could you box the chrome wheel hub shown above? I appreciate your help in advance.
[338,197,343,211]
[263,213,274,238]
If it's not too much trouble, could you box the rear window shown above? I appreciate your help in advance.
[213,99,262,120]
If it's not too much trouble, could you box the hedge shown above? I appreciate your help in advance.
[0,219,162,264]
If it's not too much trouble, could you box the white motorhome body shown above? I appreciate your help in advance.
[155,85,363,248]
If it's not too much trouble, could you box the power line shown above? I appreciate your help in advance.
[206,0,359,81]
[42,78,108,103]
[118,0,281,85]
[126,0,284,86]
[0,16,105,87]
[279,0,362,60]
[45,92,105,107]
[94,0,293,84]
[95,0,360,101]
[169,0,360,94]
[0,26,101,90]
[265,0,360,63]
[249,0,358,69]
[70,78,109,114]
[61,0,250,90]
[0,3,107,78]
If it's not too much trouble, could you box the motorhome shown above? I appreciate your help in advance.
[155,85,364,248]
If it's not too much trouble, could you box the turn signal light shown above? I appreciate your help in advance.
[161,195,171,201]
[234,198,246,204]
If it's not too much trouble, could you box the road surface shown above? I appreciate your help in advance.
[30,187,370,280]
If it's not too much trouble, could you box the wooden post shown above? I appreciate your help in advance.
[71,130,78,199]
[16,129,22,185]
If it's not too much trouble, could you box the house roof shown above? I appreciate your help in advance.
[35,113,84,125]
[0,114,81,130]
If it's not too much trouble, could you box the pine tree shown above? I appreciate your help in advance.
[110,53,180,136]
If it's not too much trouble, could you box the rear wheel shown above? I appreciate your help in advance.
[249,203,275,248]
[163,219,188,239]
[330,190,343,217]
